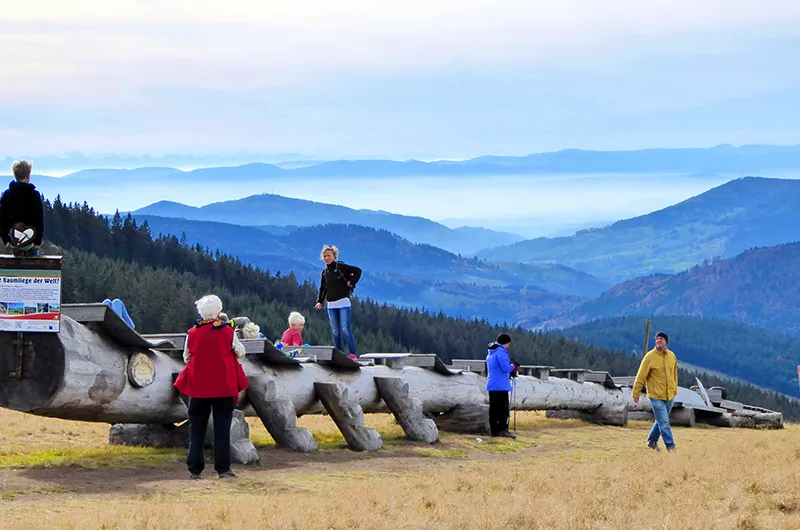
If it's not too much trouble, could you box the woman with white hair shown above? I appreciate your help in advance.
[174,294,247,480]
[314,245,362,358]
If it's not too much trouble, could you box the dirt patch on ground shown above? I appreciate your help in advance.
[0,435,553,503]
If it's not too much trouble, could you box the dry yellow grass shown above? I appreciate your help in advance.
[0,407,798,529]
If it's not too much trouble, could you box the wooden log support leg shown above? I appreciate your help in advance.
[670,407,695,427]
[629,407,694,427]
[314,382,382,452]
[108,423,190,448]
[546,404,628,426]
[703,412,733,427]
[247,376,317,453]
[374,376,438,443]
[228,409,259,464]
[432,403,490,434]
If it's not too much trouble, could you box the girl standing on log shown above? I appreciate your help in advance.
[314,245,362,359]
[174,295,247,479]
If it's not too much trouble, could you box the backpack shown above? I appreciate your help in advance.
[9,223,36,252]
[334,262,356,293]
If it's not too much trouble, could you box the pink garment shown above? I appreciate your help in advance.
[281,327,303,346]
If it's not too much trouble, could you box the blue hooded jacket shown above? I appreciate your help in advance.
[485,342,515,392]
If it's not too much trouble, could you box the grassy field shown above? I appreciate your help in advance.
[0,408,798,529]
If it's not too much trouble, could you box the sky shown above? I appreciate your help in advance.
[3,1,800,159]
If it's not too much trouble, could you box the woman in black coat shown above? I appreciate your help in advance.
[314,245,361,358]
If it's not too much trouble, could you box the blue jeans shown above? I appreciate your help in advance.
[327,307,357,355]
[102,298,136,329]
[648,398,675,448]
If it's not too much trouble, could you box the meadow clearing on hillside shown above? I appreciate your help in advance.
[0,409,798,529]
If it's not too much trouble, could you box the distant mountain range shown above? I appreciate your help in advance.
[477,177,800,283]
[463,143,800,173]
[1,153,326,172]
[9,143,800,174]
[542,241,800,337]
[133,195,524,255]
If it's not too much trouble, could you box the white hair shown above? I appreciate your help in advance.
[241,322,261,339]
[288,311,305,326]
[11,160,32,181]
[195,294,222,319]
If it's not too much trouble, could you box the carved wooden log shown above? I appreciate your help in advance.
[621,386,782,429]
[246,375,317,452]
[731,411,784,429]
[314,382,382,451]
[0,316,634,426]
[0,317,187,423]
[626,407,695,427]
[374,376,438,443]
[546,406,630,426]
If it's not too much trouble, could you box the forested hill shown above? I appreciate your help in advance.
[560,316,800,398]
[33,197,800,419]
[547,242,800,337]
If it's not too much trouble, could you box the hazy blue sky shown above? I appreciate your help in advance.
[3,1,800,159]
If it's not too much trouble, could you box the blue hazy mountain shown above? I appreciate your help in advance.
[133,195,524,256]
[461,144,800,173]
[136,215,605,295]
[133,214,599,325]
[476,177,800,283]
[11,143,800,175]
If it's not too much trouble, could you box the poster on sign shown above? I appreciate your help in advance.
[0,256,62,333]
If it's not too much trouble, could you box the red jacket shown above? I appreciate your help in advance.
[174,321,248,398]
[281,327,303,346]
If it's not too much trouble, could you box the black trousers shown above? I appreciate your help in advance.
[489,391,510,435]
[187,396,235,475]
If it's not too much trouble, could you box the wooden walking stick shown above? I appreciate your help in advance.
[642,318,651,357]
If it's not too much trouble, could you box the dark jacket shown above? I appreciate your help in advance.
[0,181,45,245]
[317,261,362,304]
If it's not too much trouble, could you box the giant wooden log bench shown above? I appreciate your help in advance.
[0,304,783,456]
[619,379,783,429]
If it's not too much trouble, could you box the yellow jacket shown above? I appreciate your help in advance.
[632,348,678,401]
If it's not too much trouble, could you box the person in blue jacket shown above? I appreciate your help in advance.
[485,333,519,439]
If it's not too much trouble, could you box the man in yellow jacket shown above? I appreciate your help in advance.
[632,331,679,452]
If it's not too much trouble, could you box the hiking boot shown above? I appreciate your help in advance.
[218,470,238,479]
[648,441,660,451]
[189,473,201,480]
[498,430,517,439]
